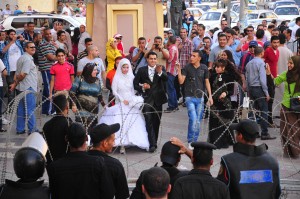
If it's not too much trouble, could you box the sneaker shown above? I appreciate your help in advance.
[164,107,175,113]
[178,97,183,104]
[120,146,126,154]
[261,134,276,140]
[188,143,194,150]
[2,118,10,125]
[16,131,26,135]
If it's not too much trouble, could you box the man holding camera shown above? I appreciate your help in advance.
[146,36,169,68]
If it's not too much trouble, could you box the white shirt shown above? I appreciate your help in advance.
[291,24,300,40]
[148,66,156,82]
[62,6,72,16]
[2,9,12,15]
[8,43,21,72]
[78,32,91,54]
[0,59,6,87]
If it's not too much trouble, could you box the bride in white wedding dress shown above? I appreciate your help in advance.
[99,58,149,152]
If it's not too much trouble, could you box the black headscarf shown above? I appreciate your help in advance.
[81,63,97,84]
[287,56,300,93]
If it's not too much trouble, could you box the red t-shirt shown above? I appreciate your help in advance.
[106,69,116,85]
[50,62,75,91]
[264,47,279,77]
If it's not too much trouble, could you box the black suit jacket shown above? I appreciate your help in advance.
[133,66,168,106]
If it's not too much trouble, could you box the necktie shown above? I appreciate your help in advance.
[149,68,155,82]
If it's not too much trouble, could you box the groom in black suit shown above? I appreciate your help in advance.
[134,51,168,152]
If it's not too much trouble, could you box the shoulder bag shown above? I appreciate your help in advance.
[288,83,300,112]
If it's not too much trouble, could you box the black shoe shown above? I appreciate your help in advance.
[261,135,276,140]
[17,131,26,135]
[149,146,156,153]
[0,129,6,132]
[175,107,179,111]
[256,134,261,138]
[164,107,175,113]
[182,102,186,107]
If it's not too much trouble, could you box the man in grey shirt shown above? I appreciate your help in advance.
[245,46,276,140]
[208,33,232,70]
[10,41,38,135]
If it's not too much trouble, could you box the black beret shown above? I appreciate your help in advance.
[90,123,120,144]
[230,119,259,139]
[191,142,217,150]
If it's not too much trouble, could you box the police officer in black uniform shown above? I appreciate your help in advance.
[88,123,130,199]
[217,119,281,199]
[130,140,189,199]
[0,134,50,199]
[172,142,230,199]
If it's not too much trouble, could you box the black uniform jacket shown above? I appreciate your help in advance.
[172,169,230,199]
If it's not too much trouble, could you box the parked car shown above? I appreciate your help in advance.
[194,4,211,12]
[274,5,300,21]
[0,13,84,35]
[269,0,296,10]
[186,7,205,18]
[245,10,280,27]
[233,4,258,13]
[197,9,239,30]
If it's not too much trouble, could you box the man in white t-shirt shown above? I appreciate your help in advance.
[77,45,106,87]
[0,29,23,104]
[2,4,12,16]
[0,59,7,132]
[62,3,73,16]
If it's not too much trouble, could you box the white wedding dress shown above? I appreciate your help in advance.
[99,59,149,150]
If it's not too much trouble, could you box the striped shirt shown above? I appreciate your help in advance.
[179,38,193,68]
[38,39,56,71]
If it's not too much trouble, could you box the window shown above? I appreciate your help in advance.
[275,7,299,15]
[200,12,221,21]
[11,18,33,29]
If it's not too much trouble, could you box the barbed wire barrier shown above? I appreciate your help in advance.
[0,81,299,197]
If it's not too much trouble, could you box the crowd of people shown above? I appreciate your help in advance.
[0,0,299,198]
[0,1,86,20]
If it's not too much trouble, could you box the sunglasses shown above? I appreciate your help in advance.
[168,32,173,34]
[29,46,36,49]
[247,30,254,32]
[249,46,256,48]
[115,37,121,40]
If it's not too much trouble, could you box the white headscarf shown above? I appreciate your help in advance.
[114,58,134,81]
[112,58,134,101]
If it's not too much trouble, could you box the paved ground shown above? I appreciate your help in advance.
[0,101,299,198]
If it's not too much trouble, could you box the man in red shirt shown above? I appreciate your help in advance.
[49,48,75,99]
[264,35,280,127]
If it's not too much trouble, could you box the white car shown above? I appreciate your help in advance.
[269,0,296,10]
[194,4,211,12]
[197,9,239,30]
[1,13,83,35]
[186,7,205,18]
[274,5,300,21]
[233,4,258,13]
[245,10,279,27]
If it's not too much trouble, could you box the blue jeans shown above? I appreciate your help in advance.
[167,73,178,109]
[248,86,268,135]
[17,88,36,133]
[185,97,204,143]
[41,70,52,114]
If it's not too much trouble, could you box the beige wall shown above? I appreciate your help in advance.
[92,0,163,59]
[18,0,55,12]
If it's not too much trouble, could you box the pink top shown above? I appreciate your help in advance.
[167,44,178,76]
[50,62,74,91]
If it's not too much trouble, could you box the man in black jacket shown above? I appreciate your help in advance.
[217,119,281,199]
[172,142,230,199]
[130,140,189,199]
[48,122,115,199]
[134,51,168,152]
[88,123,129,199]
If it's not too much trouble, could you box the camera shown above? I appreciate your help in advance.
[154,44,159,48]
[203,43,206,46]
[17,36,21,39]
